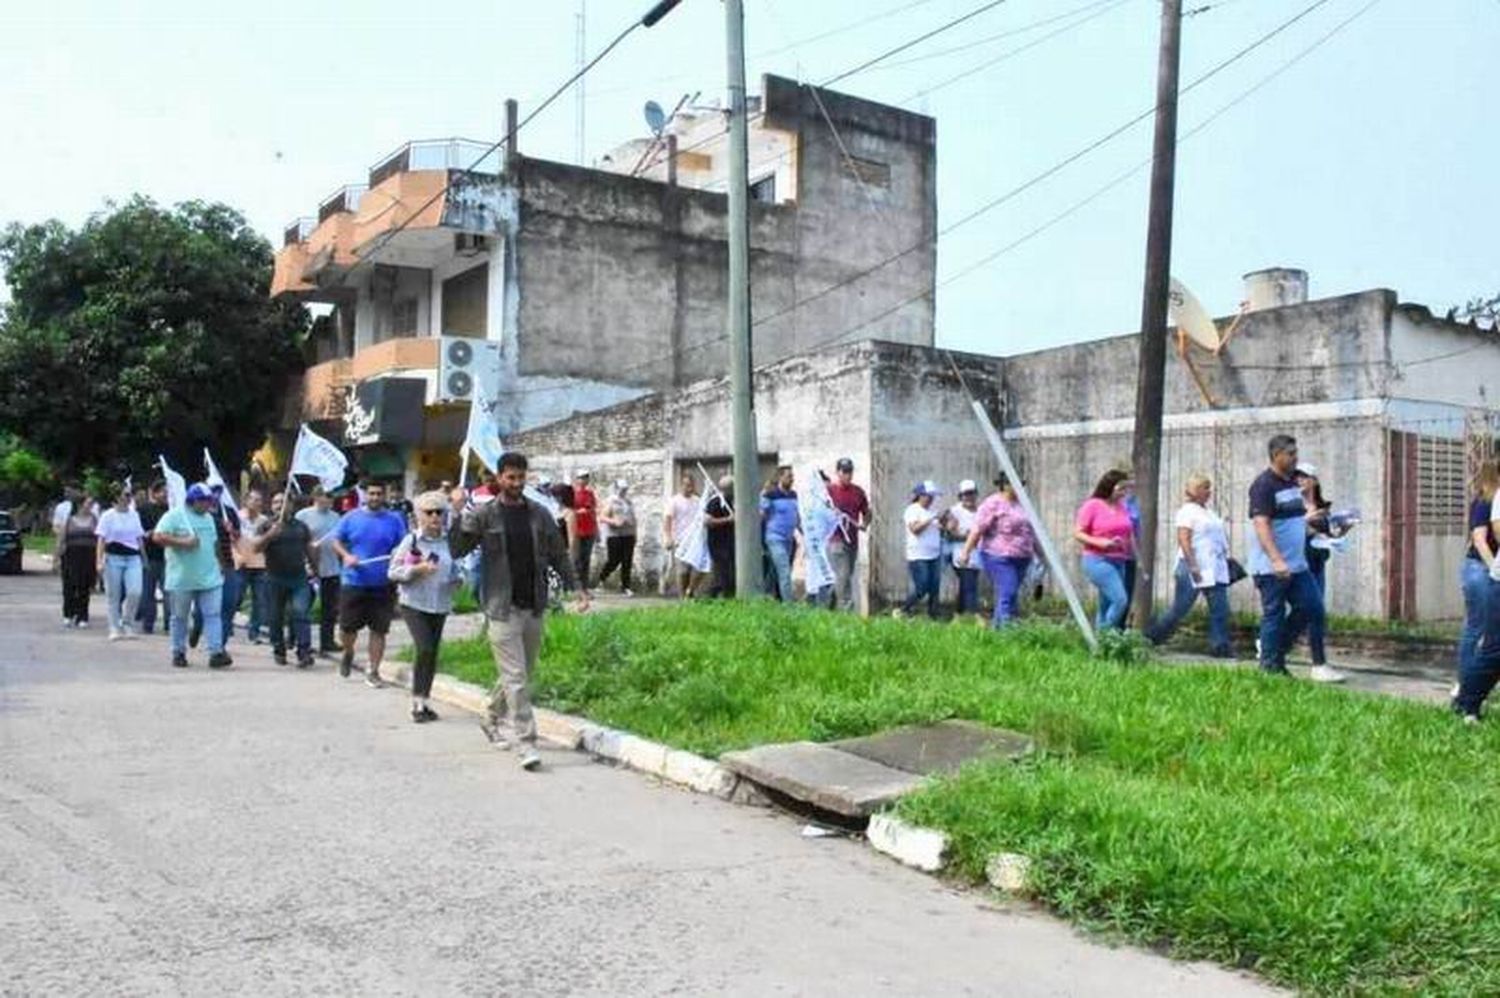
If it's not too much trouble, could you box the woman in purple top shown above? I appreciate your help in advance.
[958,473,1035,628]
[1074,469,1135,631]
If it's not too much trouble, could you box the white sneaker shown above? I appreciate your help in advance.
[621,588,634,598]
[1309,665,1348,684]
[75,620,89,629]
[1451,682,1461,700]
[519,749,542,771]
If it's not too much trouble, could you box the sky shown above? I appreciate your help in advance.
[3,0,1496,356]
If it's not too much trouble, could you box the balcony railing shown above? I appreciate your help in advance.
[368,138,500,188]
[317,185,368,223]
[282,217,316,246]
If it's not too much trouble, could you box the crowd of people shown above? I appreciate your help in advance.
[46,432,1500,740]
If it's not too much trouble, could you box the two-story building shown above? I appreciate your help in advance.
[262,74,937,488]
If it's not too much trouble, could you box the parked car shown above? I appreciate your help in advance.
[0,511,23,574]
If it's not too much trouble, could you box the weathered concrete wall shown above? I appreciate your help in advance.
[1388,304,1500,410]
[510,75,936,394]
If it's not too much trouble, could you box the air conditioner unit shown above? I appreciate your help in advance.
[438,335,501,404]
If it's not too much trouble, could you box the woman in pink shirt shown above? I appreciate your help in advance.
[1074,469,1135,631]
[958,473,1035,628]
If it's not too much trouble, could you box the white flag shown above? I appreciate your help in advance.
[158,455,187,510]
[461,343,505,473]
[289,424,349,493]
[202,448,240,516]
[673,475,715,575]
[798,465,838,594]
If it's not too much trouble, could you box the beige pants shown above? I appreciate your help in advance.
[486,611,543,744]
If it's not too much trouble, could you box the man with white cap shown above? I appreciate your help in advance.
[944,480,983,620]
[597,478,638,596]
[895,480,944,619]
[826,457,870,612]
[151,483,231,670]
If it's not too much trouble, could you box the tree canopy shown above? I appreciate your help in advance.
[0,197,306,477]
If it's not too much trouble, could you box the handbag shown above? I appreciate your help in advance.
[1226,558,1247,585]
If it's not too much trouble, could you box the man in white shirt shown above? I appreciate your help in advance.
[662,472,702,598]
[944,480,982,620]
[896,481,944,619]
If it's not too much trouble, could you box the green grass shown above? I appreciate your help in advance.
[22,532,54,555]
[438,603,1499,995]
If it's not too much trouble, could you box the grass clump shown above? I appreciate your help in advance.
[435,601,1500,994]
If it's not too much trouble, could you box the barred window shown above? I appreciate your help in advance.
[1417,435,1466,533]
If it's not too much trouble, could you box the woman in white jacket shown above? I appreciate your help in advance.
[389,491,464,723]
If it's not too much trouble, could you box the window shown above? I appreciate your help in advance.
[390,298,418,337]
[846,156,891,189]
[1416,435,1465,533]
[749,174,776,204]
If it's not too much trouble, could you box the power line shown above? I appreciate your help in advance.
[494,0,1366,399]
[872,0,1131,71]
[823,0,1015,87]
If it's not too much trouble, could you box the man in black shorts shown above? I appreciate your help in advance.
[329,481,407,687]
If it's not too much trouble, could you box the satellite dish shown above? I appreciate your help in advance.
[643,100,667,136]
[1169,278,1221,351]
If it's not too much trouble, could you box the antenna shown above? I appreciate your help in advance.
[575,1,587,163]
[643,100,667,136]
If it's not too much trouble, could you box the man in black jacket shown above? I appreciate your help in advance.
[449,451,588,771]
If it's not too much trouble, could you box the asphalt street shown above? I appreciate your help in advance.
[0,561,1274,997]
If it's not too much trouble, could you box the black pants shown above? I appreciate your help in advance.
[598,535,636,591]
[61,547,96,623]
[575,536,596,589]
[709,546,735,598]
[317,575,341,651]
[400,606,446,698]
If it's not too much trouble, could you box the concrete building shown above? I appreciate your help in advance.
[263,75,935,487]
[508,271,1500,622]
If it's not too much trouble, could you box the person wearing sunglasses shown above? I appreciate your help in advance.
[389,492,464,723]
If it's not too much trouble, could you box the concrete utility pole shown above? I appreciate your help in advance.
[724,0,761,598]
[1129,0,1182,626]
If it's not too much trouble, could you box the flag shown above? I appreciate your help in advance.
[523,484,561,518]
[158,455,187,510]
[798,465,838,594]
[202,448,240,516]
[673,473,715,575]
[289,424,349,493]
[461,343,505,474]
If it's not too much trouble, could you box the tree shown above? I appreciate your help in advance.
[0,434,56,511]
[0,198,307,477]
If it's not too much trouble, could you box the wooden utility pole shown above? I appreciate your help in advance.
[1129,0,1183,626]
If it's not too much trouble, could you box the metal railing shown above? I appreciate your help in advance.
[367,138,500,188]
[317,184,368,223]
[282,217,316,246]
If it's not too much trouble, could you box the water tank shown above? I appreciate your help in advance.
[1242,268,1308,311]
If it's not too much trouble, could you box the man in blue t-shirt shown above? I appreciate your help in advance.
[330,481,407,686]
[759,465,800,601]
[1246,435,1344,683]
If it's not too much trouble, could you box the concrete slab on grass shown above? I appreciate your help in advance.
[832,720,1032,777]
[720,742,925,818]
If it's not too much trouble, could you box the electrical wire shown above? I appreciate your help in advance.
[822,0,1014,87]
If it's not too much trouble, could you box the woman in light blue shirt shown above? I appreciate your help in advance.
[389,491,463,723]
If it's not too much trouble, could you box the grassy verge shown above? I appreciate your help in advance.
[438,603,1498,994]
[22,532,54,555]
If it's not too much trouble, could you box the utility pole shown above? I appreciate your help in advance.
[724,0,760,598]
[1129,0,1182,626]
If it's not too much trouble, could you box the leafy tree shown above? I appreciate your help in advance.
[0,434,56,511]
[0,197,306,476]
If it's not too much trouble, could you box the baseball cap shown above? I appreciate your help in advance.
[186,483,214,504]
[1294,462,1319,478]
[958,479,977,494]
[914,479,943,498]
[835,457,854,472]
[614,478,628,490]
[574,468,591,479]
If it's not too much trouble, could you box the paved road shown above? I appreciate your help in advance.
[0,562,1273,997]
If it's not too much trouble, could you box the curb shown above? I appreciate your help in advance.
[867,814,949,872]
[386,662,765,805]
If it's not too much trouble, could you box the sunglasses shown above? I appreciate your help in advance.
[420,509,444,516]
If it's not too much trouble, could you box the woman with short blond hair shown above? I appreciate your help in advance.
[1143,472,1232,656]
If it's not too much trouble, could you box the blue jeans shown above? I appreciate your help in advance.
[1457,576,1500,716]
[171,587,225,656]
[765,537,795,602]
[196,570,243,648]
[1145,562,1230,655]
[953,564,980,615]
[268,576,313,657]
[102,553,143,633]
[901,558,942,618]
[137,558,169,633]
[1082,554,1129,631]
[1254,570,1326,669]
[980,553,1029,627]
[1458,558,1490,678]
[241,568,268,641]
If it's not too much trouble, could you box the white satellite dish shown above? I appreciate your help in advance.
[643,100,667,137]
[1168,278,1221,351]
